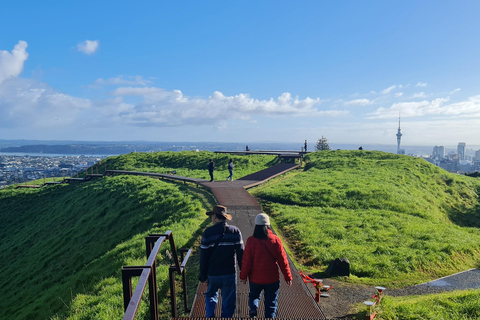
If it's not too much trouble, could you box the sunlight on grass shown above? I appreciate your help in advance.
[252,150,480,287]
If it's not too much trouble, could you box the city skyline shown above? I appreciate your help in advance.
[1,1,480,145]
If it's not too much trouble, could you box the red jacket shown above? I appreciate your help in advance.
[240,229,292,284]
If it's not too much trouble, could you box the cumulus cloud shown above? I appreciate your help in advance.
[0,78,92,128]
[0,41,93,128]
[77,40,99,55]
[416,82,427,87]
[344,98,371,106]
[368,95,480,119]
[0,41,28,84]
[107,88,344,127]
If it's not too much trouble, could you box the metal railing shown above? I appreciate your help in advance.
[121,231,192,320]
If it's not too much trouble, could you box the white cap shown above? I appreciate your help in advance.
[255,213,270,226]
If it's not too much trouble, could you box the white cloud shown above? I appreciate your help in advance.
[450,88,461,94]
[412,92,427,98]
[395,92,404,97]
[0,41,28,84]
[93,75,152,86]
[344,98,371,106]
[368,95,480,119]
[416,82,427,87]
[0,42,93,128]
[381,85,397,94]
[108,88,345,127]
[0,78,92,128]
[368,98,449,119]
[77,40,99,55]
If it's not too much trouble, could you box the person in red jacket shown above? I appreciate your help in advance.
[240,213,292,318]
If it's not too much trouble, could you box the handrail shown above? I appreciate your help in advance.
[122,231,193,320]
[106,169,204,186]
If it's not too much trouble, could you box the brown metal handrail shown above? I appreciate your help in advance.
[122,231,192,320]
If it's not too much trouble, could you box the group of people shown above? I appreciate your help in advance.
[200,205,292,318]
[207,159,235,182]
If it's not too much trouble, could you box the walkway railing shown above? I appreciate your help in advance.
[122,231,192,320]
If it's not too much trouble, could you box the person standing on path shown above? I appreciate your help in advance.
[207,159,215,182]
[227,158,235,181]
[240,213,292,318]
[199,205,244,318]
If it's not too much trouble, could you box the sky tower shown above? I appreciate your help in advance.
[396,115,403,154]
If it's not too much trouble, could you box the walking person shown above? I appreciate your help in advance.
[199,205,244,318]
[227,159,235,181]
[207,159,215,182]
[240,213,292,318]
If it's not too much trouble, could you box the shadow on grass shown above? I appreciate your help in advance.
[446,186,480,228]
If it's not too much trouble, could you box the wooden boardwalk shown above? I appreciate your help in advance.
[189,163,327,319]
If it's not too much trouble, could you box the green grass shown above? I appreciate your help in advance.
[0,175,211,320]
[4,149,480,320]
[251,150,480,287]
[372,289,480,320]
[99,151,278,180]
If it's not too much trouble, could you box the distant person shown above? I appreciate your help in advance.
[240,213,292,318]
[200,205,244,318]
[207,159,215,182]
[358,146,363,150]
[304,140,307,153]
[246,145,250,151]
[227,159,235,181]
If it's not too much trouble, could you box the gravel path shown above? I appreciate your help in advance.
[307,269,480,319]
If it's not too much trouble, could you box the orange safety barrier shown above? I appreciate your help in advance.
[298,270,333,302]
[364,286,385,320]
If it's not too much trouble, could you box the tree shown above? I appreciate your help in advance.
[315,136,330,151]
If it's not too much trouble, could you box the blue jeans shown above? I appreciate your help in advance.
[204,274,237,317]
[248,281,280,318]
[227,170,233,180]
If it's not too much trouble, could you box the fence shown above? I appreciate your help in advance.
[122,231,192,320]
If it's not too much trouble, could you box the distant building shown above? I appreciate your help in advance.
[457,142,466,160]
[432,146,445,160]
[474,150,480,171]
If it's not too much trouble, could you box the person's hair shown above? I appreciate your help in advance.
[229,159,233,162]
[209,159,213,162]
[253,224,271,239]
[215,213,226,221]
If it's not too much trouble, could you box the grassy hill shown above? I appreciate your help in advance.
[2,150,480,319]
[251,150,480,287]
[95,150,278,180]
[0,152,275,320]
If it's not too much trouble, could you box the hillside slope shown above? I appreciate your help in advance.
[0,175,209,320]
[0,151,277,320]
[251,150,480,286]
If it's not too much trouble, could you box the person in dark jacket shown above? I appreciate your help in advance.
[240,213,292,318]
[200,205,244,318]
[207,159,215,182]
[227,159,235,181]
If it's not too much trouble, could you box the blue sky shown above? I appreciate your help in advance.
[1,1,480,147]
